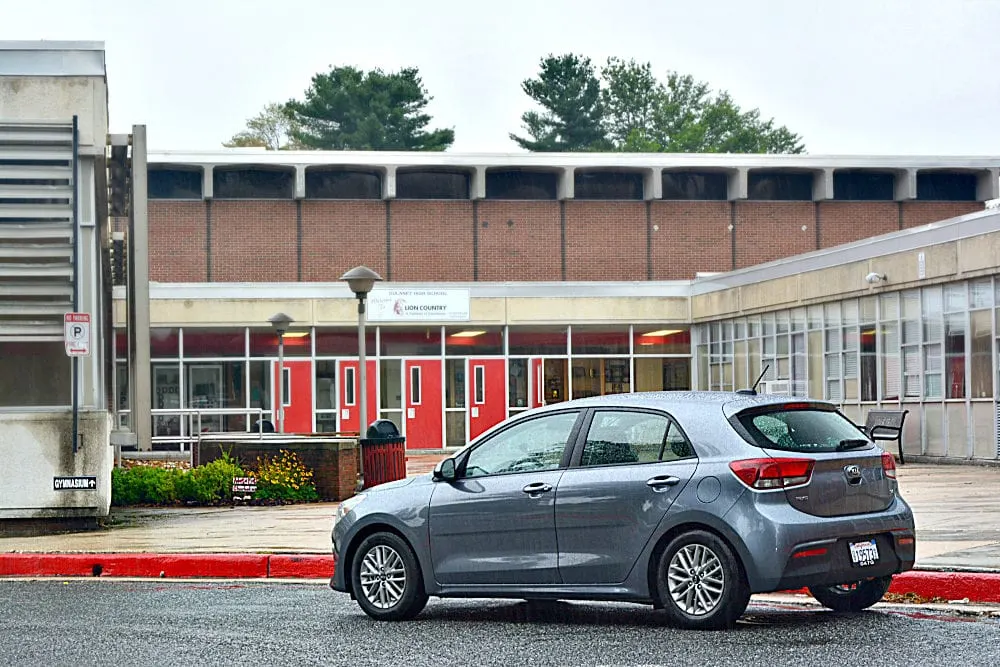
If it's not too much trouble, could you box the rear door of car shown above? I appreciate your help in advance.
[554,407,699,585]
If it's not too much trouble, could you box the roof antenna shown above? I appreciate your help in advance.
[737,365,769,396]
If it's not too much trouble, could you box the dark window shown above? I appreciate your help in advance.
[149,168,203,199]
[833,171,894,201]
[304,169,381,199]
[735,405,869,454]
[485,170,557,199]
[580,410,694,466]
[747,172,814,201]
[396,171,469,199]
[917,172,977,201]
[662,171,728,200]
[213,167,294,199]
[575,172,644,200]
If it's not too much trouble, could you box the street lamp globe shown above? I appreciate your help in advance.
[268,312,294,335]
[340,266,383,298]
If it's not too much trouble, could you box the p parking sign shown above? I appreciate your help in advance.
[64,312,91,357]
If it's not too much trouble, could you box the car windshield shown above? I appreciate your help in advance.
[736,407,869,453]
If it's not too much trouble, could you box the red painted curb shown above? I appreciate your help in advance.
[0,553,269,579]
[783,570,1000,604]
[268,554,335,579]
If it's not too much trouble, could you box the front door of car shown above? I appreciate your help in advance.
[427,409,583,586]
[554,408,699,585]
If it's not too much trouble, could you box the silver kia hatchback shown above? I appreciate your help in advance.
[330,391,916,630]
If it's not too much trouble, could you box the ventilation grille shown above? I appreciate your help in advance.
[0,122,76,341]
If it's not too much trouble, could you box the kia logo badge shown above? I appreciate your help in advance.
[844,464,863,480]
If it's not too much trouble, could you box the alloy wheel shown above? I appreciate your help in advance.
[359,544,407,609]
[667,543,726,616]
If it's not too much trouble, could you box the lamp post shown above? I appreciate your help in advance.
[340,266,383,490]
[268,312,294,433]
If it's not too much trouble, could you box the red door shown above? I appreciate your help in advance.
[273,360,313,434]
[338,359,378,436]
[469,358,506,439]
[405,359,443,449]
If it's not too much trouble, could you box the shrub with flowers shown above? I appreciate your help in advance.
[252,449,320,502]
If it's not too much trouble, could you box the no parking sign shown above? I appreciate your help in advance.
[64,312,91,357]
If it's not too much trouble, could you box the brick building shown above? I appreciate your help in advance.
[112,150,1000,461]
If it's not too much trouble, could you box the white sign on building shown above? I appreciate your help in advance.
[367,289,471,322]
[63,312,91,357]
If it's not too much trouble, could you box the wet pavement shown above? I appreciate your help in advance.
[1,455,999,573]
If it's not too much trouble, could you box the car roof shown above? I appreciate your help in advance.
[531,391,829,420]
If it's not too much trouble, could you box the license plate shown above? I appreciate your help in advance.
[849,538,879,567]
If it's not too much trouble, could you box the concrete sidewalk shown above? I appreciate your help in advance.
[1,459,998,573]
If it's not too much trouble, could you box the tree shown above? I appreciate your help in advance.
[285,65,454,151]
[513,53,806,154]
[510,54,610,152]
[224,103,300,150]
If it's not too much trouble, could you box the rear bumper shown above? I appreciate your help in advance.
[727,491,916,593]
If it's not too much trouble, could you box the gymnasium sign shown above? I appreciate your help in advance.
[367,288,471,322]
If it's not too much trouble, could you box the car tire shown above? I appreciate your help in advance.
[350,532,428,621]
[808,576,893,612]
[654,529,750,630]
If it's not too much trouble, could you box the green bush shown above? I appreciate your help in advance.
[111,465,180,506]
[175,454,244,504]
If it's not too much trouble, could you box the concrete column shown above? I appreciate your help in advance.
[727,168,748,200]
[643,167,662,200]
[202,165,213,199]
[294,165,306,199]
[976,168,999,202]
[382,165,396,199]
[894,169,917,201]
[812,169,834,201]
[557,167,575,200]
[470,166,487,200]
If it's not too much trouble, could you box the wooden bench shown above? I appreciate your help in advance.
[863,410,909,465]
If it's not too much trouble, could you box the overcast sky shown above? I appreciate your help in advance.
[2,0,998,155]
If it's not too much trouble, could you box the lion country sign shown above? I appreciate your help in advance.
[367,288,471,322]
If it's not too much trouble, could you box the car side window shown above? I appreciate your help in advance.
[463,411,579,478]
[581,411,678,467]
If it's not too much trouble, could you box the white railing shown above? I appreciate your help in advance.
[116,407,267,452]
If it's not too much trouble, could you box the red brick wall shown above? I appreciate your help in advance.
[735,202,815,269]
[565,201,646,281]
[149,201,207,282]
[210,201,297,282]
[477,201,561,281]
[651,201,732,280]
[819,202,898,248]
[901,201,983,229]
[146,198,988,283]
[389,201,474,281]
[301,201,387,281]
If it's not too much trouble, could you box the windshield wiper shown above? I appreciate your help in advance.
[837,438,871,451]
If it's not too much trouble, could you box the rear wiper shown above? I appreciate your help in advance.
[837,438,871,451]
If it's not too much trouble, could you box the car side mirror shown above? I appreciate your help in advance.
[433,457,457,482]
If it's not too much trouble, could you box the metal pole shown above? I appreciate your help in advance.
[131,125,152,451]
[277,332,285,433]
[357,295,367,490]
[71,115,80,454]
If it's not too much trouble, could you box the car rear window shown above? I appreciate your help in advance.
[735,407,870,453]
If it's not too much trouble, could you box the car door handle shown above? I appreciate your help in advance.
[647,475,681,489]
[522,482,553,495]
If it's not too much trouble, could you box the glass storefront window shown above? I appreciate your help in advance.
[881,323,901,401]
[380,326,442,356]
[880,293,899,320]
[860,326,877,401]
[508,327,568,356]
[186,361,247,432]
[632,327,690,355]
[315,328,374,356]
[571,327,629,355]
[945,284,967,313]
[508,358,528,408]
[151,328,180,357]
[445,327,503,355]
[250,329,311,357]
[632,358,689,392]
[183,328,246,358]
[445,359,465,408]
[248,361,272,416]
[152,363,181,436]
[570,358,631,398]
[970,310,992,399]
[970,279,993,310]
[944,314,966,399]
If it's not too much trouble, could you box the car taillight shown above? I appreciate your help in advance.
[882,452,897,480]
[729,458,814,490]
